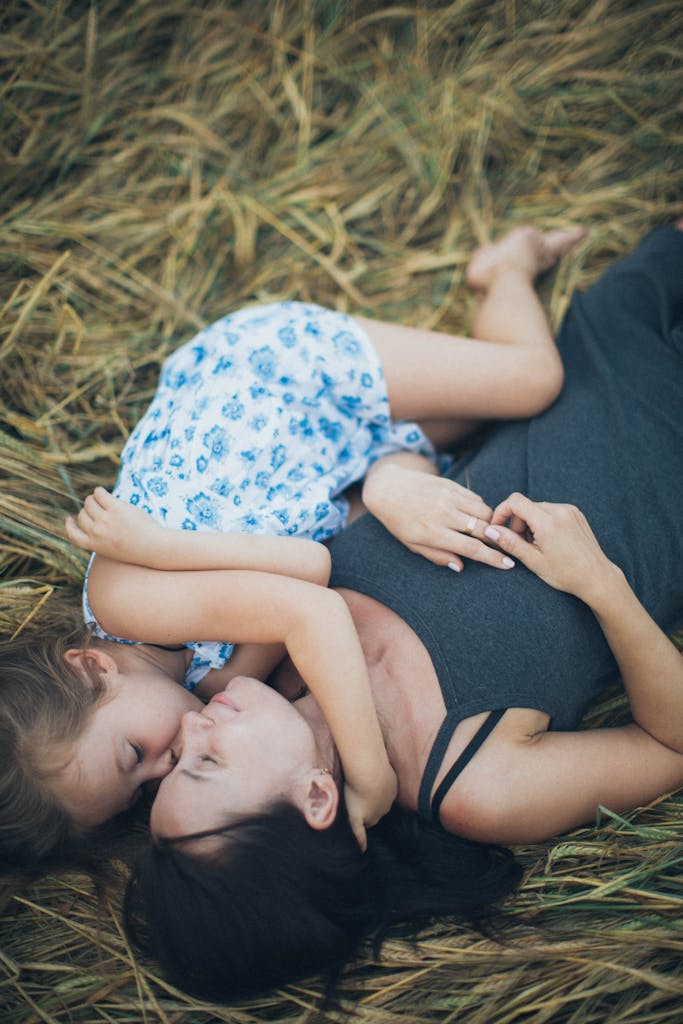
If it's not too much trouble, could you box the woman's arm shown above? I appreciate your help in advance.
[87,555,396,847]
[444,714,683,845]
[438,494,683,845]
[66,487,331,585]
[489,493,683,752]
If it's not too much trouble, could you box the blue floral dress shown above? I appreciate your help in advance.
[84,301,437,687]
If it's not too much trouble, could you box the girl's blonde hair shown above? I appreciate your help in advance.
[0,624,107,871]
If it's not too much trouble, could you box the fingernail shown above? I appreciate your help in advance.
[448,561,462,573]
[485,526,500,541]
[502,557,515,569]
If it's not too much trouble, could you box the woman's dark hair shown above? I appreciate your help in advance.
[125,801,522,1001]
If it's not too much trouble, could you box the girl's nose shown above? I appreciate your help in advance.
[144,749,176,786]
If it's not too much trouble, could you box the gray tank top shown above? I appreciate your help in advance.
[331,225,683,823]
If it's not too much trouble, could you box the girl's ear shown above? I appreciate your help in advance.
[63,647,117,676]
[300,771,339,832]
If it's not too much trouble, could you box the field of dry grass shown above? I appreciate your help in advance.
[1,1,682,1020]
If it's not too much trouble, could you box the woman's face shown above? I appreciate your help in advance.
[150,676,323,840]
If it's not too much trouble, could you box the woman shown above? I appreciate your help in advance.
[126,221,683,999]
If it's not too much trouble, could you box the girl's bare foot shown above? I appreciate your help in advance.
[466,226,587,291]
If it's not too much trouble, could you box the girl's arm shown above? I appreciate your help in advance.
[68,465,510,580]
[86,555,396,848]
[66,487,331,586]
[194,641,287,700]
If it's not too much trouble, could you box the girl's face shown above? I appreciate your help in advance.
[150,676,325,841]
[51,655,202,826]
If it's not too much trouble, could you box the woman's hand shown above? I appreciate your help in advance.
[66,487,169,565]
[362,457,515,572]
[490,492,683,757]
[487,493,617,604]
[343,760,398,851]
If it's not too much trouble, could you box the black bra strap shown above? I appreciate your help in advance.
[430,708,507,825]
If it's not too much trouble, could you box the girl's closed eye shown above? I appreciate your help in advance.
[130,742,144,766]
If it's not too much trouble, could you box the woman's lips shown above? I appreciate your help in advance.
[209,692,239,711]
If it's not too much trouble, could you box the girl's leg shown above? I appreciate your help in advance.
[355,227,585,439]
[466,228,586,346]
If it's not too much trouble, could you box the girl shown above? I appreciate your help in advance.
[1,224,582,868]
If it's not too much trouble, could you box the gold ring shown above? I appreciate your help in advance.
[464,516,477,535]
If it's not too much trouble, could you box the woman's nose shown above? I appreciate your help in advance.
[182,708,211,727]
[180,709,211,738]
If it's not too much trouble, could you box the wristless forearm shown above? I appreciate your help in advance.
[590,569,683,752]
[147,527,331,583]
[285,590,391,782]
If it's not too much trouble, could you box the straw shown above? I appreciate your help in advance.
[1,0,682,1019]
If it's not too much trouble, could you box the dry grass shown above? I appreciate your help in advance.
[1,0,682,1020]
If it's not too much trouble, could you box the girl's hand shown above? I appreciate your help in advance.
[65,487,169,565]
[68,488,332,581]
[343,760,398,851]
[362,461,514,572]
[487,493,616,604]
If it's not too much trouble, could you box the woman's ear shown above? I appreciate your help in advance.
[300,771,339,832]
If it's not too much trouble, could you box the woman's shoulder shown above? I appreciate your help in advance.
[435,707,551,841]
